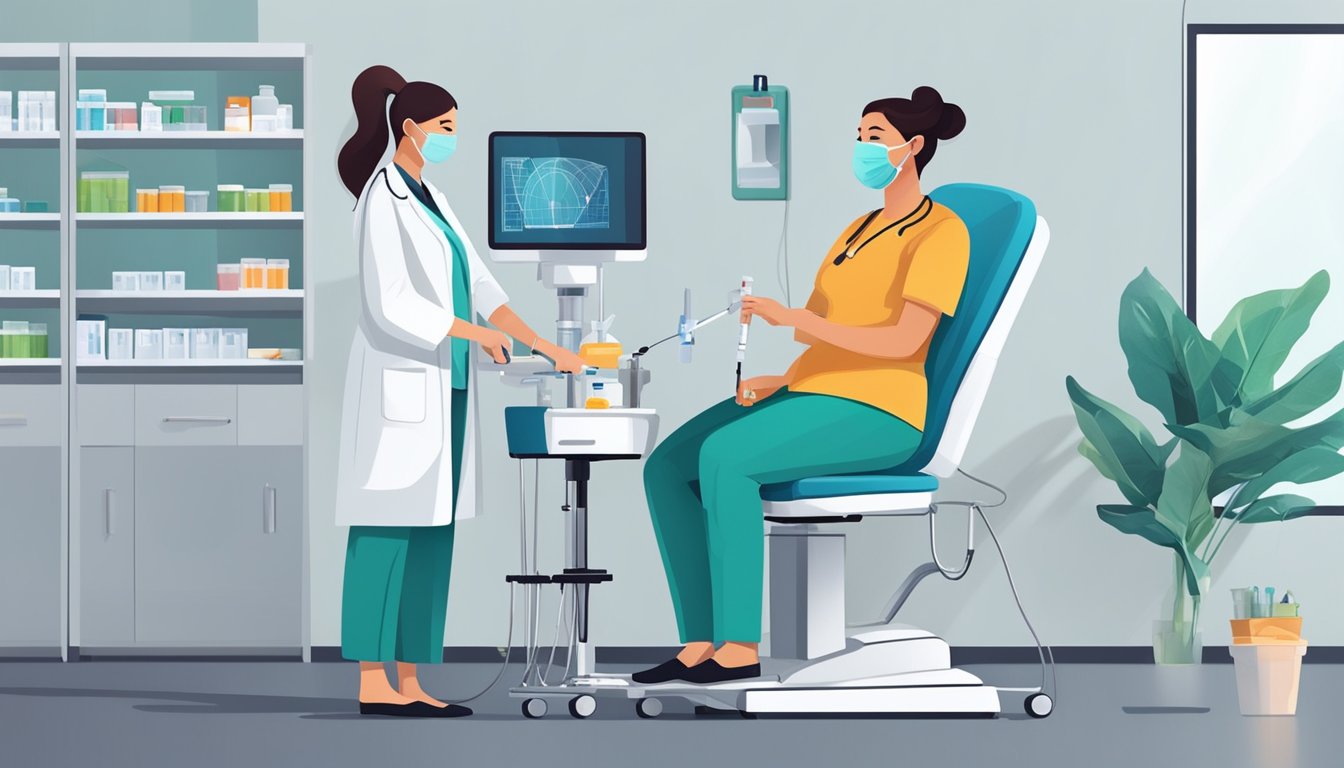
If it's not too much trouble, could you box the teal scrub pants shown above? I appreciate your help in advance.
[341,389,467,664]
[643,390,923,644]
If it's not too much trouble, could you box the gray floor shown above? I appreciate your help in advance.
[0,661,1334,767]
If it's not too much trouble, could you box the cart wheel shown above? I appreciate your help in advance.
[1025,693,1053,719]
[568,695,597,719]
[522,698,548,719]
[635,697,663,719]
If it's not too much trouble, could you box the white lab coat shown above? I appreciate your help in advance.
[335,162,509,527]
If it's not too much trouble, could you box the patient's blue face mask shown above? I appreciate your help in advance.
[852,138,914,189]
[409,121,457,164]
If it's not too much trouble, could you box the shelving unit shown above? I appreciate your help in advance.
[0,43,67,660]
[78,358,302,368]
[76,212,303,228]
[0,212,61,227]
[0,289,61,307]
[76,130,302,147]
[64,43,311,660]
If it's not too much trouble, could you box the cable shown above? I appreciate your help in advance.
[447,583,517,704]
[776,198,792,305]
[951,467,1057,704]
[977,504,1058,705]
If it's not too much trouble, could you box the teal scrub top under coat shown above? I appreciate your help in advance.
[397,164,472,390]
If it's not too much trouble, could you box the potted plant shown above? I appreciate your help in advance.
[1066,269,1344,664]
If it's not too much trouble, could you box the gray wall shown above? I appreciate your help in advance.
[259,0,1344,648]
[0,0,257,43]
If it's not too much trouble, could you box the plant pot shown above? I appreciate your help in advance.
[1229,642,1307,715]
[1153,620,1203,665]
[1154,553,1203,665]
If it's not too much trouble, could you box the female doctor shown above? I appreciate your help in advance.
[335,65,584,718]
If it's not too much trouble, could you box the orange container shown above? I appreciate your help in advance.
[265,259,289,290]
[241,258,266,289]
[159,185,185,213]
[136,189,159,213]
[1231,617,1303,644]
[225,96,251,130]
[269,183,293,212]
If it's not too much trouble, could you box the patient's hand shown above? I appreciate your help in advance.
[737,375,787,407]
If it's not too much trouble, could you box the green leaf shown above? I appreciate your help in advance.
[1067,376,1174,507]
[1226,446,1344,509]
[1155,446,1217,550]
[1119,270,1240,426]
[1233,493,1317,524]
[1097,504,1211,595]
[1169,408,1344,495]
[1242,341,1344,424]
[1212,270,1330,401]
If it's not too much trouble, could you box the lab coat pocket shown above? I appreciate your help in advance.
[382,367,428,424]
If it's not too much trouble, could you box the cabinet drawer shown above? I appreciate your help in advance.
[135,386,237,446]
[0,385,64,447]
[77,385,135,446]
[238,386,303,446]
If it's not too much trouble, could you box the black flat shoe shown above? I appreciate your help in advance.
[359,701,473,718]
[680,659,762,685]
[631,657,691,684]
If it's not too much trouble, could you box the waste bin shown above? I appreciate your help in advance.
[1228,617,1307,716]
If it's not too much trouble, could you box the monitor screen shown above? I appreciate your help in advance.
[488,132,646,250]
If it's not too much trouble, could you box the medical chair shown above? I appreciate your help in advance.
[747,183,1051,717]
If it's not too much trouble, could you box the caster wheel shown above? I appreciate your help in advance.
[635,697,663,719]
[522,698,548,719]
[1025,693,1053,719]
[568,695,597,719]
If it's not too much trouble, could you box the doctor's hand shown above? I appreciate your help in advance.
[477,328,512,364]
[741,295,806,328]
[737,375,787,407]
[534,341,586,375]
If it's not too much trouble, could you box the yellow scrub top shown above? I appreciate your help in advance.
[789,199,970,430]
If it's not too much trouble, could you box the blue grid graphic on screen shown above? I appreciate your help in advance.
[501,156,611,231]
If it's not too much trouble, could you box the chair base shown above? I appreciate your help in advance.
[616,628,1002,716]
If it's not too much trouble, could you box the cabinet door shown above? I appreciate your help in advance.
[135,446,301,648]
[0,447,62,650]
[79,447,135,647]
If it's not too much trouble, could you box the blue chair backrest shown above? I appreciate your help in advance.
[896,183,1037,471]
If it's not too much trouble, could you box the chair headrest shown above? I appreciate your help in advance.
[897,183,1038,471]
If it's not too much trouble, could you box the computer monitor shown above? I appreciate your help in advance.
[488,131,646,252]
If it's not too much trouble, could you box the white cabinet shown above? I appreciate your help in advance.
[133,446,302,649]
[0,447,62,651]
[79,447,135,646]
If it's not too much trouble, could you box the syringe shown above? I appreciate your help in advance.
[736,276,753,395]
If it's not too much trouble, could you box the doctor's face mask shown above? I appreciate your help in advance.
[406,109,458,164]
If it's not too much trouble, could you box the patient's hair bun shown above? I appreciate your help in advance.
[862,86,967,173]
[911,85,966,141]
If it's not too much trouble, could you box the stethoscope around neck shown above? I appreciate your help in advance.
[833,194,933,266]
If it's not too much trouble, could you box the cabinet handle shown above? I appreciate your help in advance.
[105,489,116,537]
[0,414,29,427]
[263,485,277,534]
[162,417,232,425]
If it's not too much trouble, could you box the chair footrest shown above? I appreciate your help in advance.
[552,568,613,584]
[505,575,553,584]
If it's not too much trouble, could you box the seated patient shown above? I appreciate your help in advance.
[635,86,971,685]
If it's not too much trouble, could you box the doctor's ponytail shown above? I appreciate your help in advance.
[338,65,459,199]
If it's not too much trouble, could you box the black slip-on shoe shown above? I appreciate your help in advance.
[631,657,691,684]
[359,701,473,718]
[679,659,762,685]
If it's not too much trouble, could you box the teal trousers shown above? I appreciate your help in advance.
[643,390,922,644]
[341,389,467,663]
